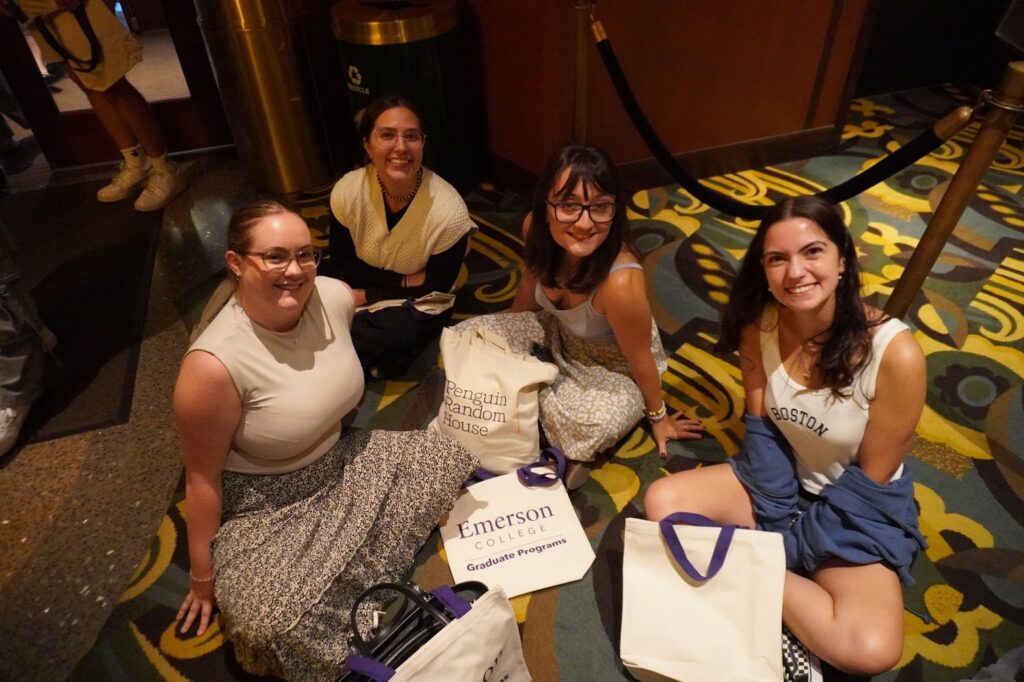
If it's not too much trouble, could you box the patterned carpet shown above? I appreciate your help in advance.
[72,83,1023,681]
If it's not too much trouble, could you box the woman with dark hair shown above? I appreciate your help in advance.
[323,95,475,378]
[644,196,927,675]
[173,200,475,678]
[457,144,704,487]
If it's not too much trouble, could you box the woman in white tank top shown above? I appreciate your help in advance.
[644,196,927,676]
[454,145,705,487]
[172,201,475,678]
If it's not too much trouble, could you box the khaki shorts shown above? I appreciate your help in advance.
[23,0,142,92]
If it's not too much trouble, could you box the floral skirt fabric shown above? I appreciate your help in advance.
[453,312,666,462]
[212,429,476,681]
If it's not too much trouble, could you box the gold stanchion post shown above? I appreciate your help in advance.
[572,1,595,143]
[884,62,1024,319]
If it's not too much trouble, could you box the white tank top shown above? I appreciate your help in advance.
[534,262,644,342]
[760,305,908,494]
[188,278,363,474]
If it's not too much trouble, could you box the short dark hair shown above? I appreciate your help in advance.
[525,144,637,292]
[227,199,290,253]
[717,195,878,398]
[356,95,424,143]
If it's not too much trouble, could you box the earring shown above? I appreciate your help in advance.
[232,270,240,280]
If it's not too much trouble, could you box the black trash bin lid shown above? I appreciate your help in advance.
[331,0,459,45]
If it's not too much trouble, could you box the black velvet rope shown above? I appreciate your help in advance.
[595,35,946,219]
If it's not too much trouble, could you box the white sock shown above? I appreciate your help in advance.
[121,145,146,168]
[149,153,175,174]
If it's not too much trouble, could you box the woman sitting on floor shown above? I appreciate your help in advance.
[322,95,476,379]
[644,196,927,675]
[455,144,704,487]
[173,201,475,679]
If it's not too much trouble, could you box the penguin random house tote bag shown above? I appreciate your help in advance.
[429,326,558,474]
[620,512,785,682]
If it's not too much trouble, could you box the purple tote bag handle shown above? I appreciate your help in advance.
[469,447,568,487]
[658,511,741,581]
[344,654,396,681]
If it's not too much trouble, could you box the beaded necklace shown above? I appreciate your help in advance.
[379,167,423,205]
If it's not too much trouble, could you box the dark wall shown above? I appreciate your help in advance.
[467,0,874,177]
[855,0,1017,96]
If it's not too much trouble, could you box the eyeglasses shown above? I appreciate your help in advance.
[238,248,321,272]
[373,128,426,146]
[546,200,616,224]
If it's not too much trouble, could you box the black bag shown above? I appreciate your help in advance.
[339,581,488,682]
[33,2,104,73]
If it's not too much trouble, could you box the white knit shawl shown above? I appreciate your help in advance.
[329,165,475,275]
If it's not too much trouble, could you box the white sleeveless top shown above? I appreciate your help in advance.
[534,262,644,342]
[760,305,909,494]
[188,277,363,474]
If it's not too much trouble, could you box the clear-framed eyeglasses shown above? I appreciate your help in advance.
[373,127,426,146]
[238,248,322,272]
[546,200,616,224]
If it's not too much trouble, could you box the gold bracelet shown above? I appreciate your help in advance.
[189,569,214,583]
[645,402,667,422]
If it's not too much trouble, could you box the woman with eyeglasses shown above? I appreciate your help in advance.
[456,144,704,488]
[322,95,476,379]
[172,200,476,679]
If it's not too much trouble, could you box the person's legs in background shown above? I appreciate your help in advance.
[73,73,185,211]
[0,220,48,456]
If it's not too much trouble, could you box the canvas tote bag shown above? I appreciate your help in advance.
[345,584,531,681]
[429,326,558,473]
[621,512,785,681]
[440,449,595,597]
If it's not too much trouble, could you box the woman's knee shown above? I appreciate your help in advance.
[643,476,683,521]
[830,627,903,675]
[643,465,754,526]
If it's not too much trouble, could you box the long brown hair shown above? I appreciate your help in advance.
[717,196,882,398]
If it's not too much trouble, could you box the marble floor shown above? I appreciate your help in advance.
[0,152,250,680]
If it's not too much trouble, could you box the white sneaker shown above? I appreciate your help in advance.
[134,162,186,212]
[97,160,151,202]
[0,404,31,456]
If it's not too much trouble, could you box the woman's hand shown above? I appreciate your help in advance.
[404,270,426,288]
[176,578,216,636]
[652,412,704,458]
[351,288,368,307]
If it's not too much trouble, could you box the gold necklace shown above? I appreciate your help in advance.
[796,340,820,381]
[378,167,423,205]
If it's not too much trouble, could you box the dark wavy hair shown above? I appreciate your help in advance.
[525,144,638,292]
[357,95,425,144]
[227,199,291,253]
[717,196,880,398]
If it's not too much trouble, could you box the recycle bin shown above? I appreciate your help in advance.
[196,0,336,194]
[331,0,475,188]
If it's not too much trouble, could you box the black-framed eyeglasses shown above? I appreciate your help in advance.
[238,248,321,272]
[546,200,616,224]
[374,128,426,146]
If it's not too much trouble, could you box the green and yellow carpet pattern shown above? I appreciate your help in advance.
[73,84,1023,681]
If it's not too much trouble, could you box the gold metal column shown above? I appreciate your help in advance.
[195,0,334,195]
[572,1,596,143]
[885,61,1024,319]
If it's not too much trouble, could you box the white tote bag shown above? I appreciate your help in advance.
[621,512,785,682]
[429,326,558,474]
[345,585,531,681]
[440,450,595,597]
